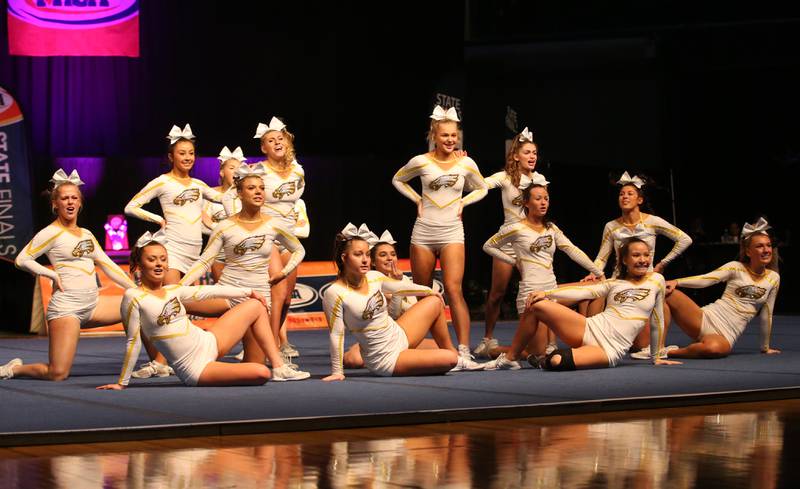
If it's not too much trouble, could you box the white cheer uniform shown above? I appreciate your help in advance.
[323,270,436,376]
[181,216,304,306]
[387,274,418,320]
[117,284,253,386]
[484,170,532,260]
[594,214,692,277]
[222,160,305,229]
[292,198,310,239]
[15,224,135,324]
[392,154,487,249]
[675,261,780,349]
[203,193,241,262]
[483,221,603,314]
[544,273,667,366]
[125,174,223,273]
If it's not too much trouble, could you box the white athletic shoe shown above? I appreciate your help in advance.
[131,360,174,378]
[472,337,499,359]
[483,353,521,371]
[280,343,300,358]
[272,364,311,381]
[630,345,678,360]
[0,358,22,379]
[451,345,485,372]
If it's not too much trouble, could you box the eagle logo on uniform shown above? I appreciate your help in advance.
[233,235,266,256]
[512,194,524,207]
[273,181,297,199]
[613,288,651,303]
[735,285,767,300]
[361,290,385,320]
[71,239,94,257]
[529,235,553,253]
[157,297,181,326]
[211,209,227,222]
[429,174,460,191]
[173,188,200,206]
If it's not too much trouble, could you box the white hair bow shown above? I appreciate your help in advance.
[518,172,550,191]
[50,169,84,187]
[218,146,247,163]
[617,171,644,189]
[166,124,195,144]
[234,164,266,180]
[367,230,397,249]
[617,224,649,242]
[741,217,771,239]
[135,229,168,248]
[253,117,287,138]
[519,127,534,143]
[430,105,460,122]
[341,222,376,242]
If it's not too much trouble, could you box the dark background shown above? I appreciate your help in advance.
[1,1,797,331]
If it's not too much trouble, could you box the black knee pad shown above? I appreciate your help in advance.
[543,348,576,371]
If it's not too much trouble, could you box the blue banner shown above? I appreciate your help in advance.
[0,86,34,262]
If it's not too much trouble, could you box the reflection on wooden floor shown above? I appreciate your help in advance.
[1,399,799,488]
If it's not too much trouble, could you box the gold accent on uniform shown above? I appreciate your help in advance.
[512,194,524,206]
[613,288,651,303]
[273,181,297,199]
[428,174,460,191]
[157,297,181,326]
[234,235,267,256]
[71,239,95,257]
[212,209,227,222]
[735,285,767,300]
[362,290,385,320]
[173,188,200,206]
[529,235,553,253]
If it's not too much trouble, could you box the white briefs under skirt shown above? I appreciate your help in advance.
[166,240,202,274]
[362,322,410,377]
[46,288,99,325]
[699,300,747,348]
[516,279,558,315]
[171,329,219,386]
[581,316,630,367]
[410,217,464,250]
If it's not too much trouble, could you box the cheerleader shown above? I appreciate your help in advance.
[322,223,470,381]
[493,238,682,370]
[201,146,245,282]
[664,218,780,359]
[2,170,136,381]
[96,230,310,389]
[223,117,306,356]
[391,105,488,368]
[124,124,223,284]
[588,171,692,359]
[481,178,604,368]
[475,127,542,357]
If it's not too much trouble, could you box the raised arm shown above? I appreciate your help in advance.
[593,222,616,273]
[178,284,251,302]
[273,224,306,277]
[14,227,60,282]
[378,273,435,297]
[322,289,347,380]
[180,223,227,285]
[554,226,604,277]
[674,262,737,289]
[482,228,517,266]
[649,215,693,267]
[91,235,136,289]
[125,179,165,225]
[545,281,611,303]
[483,170,507,190]
[758,277,780,353]
[391,158,426,204]
[459,158,488,207]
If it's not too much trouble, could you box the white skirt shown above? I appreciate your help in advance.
[166,240,202,274]
[363,322,410,377]
[410,217,464,247]
[699,300,748,348]
[171,329,219,386]
[582,315,630,367]
[47,288,99,325]
[516,279,557,315]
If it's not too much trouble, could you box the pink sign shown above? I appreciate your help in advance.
[7,0,139,57]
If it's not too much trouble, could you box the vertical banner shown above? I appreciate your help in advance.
[0,86,34,262]
[7,1,140,57]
